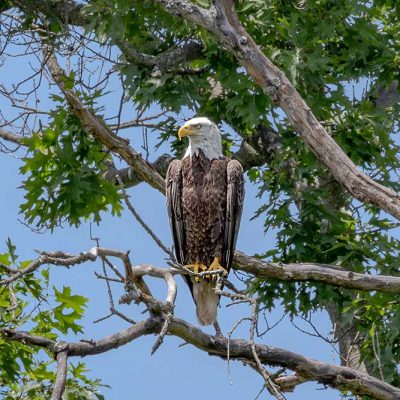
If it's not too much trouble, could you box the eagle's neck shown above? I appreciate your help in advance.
[184,134,223,161]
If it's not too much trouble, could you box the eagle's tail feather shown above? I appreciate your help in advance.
[192,280,219,325]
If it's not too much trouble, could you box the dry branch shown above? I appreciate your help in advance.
[4,247,400,296]
[2,316,400,400]
[233,251,400,294]
[2,245,400,399]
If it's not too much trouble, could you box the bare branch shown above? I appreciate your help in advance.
[51,350,68,400]
[5,246,400,296]
[0,250,97,286]
[116,175,175,259]
[233,251,400,294]
[274,374,307,392]
[3,315,399,399]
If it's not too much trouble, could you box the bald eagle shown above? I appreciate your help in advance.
[166,117,244,325]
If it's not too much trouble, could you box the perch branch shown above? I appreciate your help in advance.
[233,251,400,294]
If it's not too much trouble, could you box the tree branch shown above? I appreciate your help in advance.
[4,246,400,295]
[0,128,23,145]
[2,317,399,400]
[233,251,400,294]
[116,38,204,73]
[51,350,68,400]
[11,0,87,25]
[2,245,400,399]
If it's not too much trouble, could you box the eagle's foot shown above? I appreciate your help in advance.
[207,257,228,281]
[185,262,207,282]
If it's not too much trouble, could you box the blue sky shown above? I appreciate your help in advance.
[0,23,342,399]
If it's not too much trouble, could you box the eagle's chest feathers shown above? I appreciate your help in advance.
[181,151,229,264]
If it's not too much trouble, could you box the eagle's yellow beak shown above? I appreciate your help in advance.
[178,125,195,140]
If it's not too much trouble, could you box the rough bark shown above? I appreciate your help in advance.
[2,318,400,400]
[233,251,400,295]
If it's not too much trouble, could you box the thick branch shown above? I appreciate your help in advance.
[0,128,23,145]
[168,318,400,400]
[233,251,400,294]
[5,247,400,295]
[2,317,399,400]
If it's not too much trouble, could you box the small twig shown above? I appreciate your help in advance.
[216,278,286,400]
[7,284,18,312]
[371,324,385,381]
[254,383,267,400]
[110,306,136,325]
[151,311,173,355]
[94,272,123,283]
[93,313,113,324]
[101,257,125,280]
[116,174,175,260]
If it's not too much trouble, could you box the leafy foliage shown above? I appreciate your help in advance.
[0,241,103,399]
[20,94,122,229]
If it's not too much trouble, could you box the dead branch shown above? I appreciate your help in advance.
[1,244,399,399]
[216,281,285,399]
[4,247,400,296]
[116,175,175,259]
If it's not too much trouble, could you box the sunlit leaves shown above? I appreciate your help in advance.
[53,286,88,334]
[20,97,122,229]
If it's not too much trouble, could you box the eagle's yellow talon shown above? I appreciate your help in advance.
[185,262,207,281]
[208,257,228,280]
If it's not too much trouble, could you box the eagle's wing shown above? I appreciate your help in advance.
[166,160,186,265]
[222,159,245,272]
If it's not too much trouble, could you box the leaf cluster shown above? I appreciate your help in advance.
[20,94,122,229]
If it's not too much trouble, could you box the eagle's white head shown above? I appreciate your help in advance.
[178,117,223,160]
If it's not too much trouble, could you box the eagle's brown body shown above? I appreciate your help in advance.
[166,150,244,325]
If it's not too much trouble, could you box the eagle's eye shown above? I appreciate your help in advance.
[195,124,201,129]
